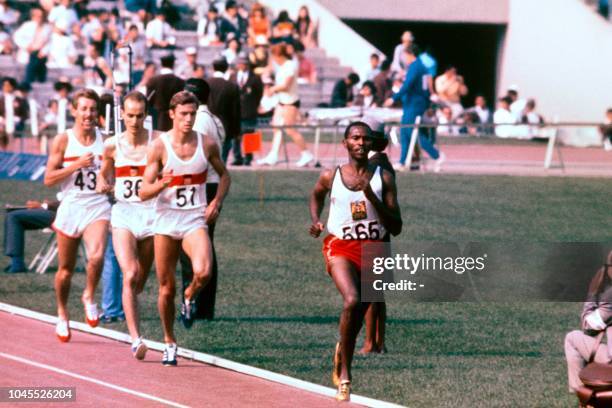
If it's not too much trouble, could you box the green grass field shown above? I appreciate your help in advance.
[1,173,611,407]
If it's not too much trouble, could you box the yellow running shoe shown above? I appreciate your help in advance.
[335,380,351,402]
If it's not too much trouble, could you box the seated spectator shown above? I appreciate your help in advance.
[374,59,393,106]
[80,9,103,46]
[330,72,360,108]
[466,94,492,135]
[435,66,468,119]
[493,96,516,138]
[52,78,71,132]
[507,86,527,121]
[145,13,175,48]
[391,31,413,75]
[3,199,59,273]
[47,0,78,36]
[222,37,241,66]
[219,0,247,43]
[82,43,113,91]
[436,105,460,136]
[296,5,316,49]
[39,99,58,136]
[295,41,316,84]
[0,22,12,54]
[360,53,380,86]
[119,24,148,73]
[197,5,221,46]
[0,0,19,31]
[44,20,77,68]
[520,99,544,126]
[176,46,198,80]
[248,3,270,46]
[600,107,612,151]
[271,10,295,44]
[249,43,269,77]
[0,77,28,146]
[354,80,378,109]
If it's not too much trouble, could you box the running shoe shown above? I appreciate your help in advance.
[56,319,71,343]
[131,337,148,361]
[433,152,446,173]
[83,302,99,328]
[335,380,351,402]
[180,299,197,329]
[295,151,314,168]
[162,343,177,366]
[332,342,341,386]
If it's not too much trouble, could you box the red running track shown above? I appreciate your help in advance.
[0,312,361,407]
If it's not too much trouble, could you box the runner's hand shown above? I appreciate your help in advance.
[76,152,94,169]
[159,170,174,189]
[309,222,324,238]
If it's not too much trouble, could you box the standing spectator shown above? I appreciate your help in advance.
[83,43,113,91]
[219,0,246,43]
[222,37,241,66]
[296,5,316,48]
[231,54,263,166]
[258,43,313,167]
[197,5,221,46]
[80,9,103,46]
[271,10,295,43]
[52,78,71,133]
[384,45,444,171]
[146,54,184,130]
[14,8,51,85]
[295,41,316,84]
[120,25,148,73]
[47,0,78,35]
[354,81,378,109]
[493,96,516,138]
[600,108,612,151]
[435,66,468,118]
[44,20,77,69]
[0,0,19,31]
[247,3,270,46]
[360,53,380,86]
[507,87,527,121]
[145,13,175,48]
[419,46,437,96]
[330,72,360,108]
[40,99,59,136]
[207,56,242,163]
[0,76,28,146]
[519,98,544,138]
[373,59,393,106]
[0,22,12,55]
[436,106,460,137]
[135,61,155,94]
[391,31,414,75]
[249,43,269,76]
[467,94,492,134]
[175,46,197,80]
[100,234,125,323]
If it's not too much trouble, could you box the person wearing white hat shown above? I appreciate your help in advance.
[176,46,198,80]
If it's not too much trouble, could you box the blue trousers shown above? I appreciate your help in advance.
[400,107,439,165]
[101,235,123,318]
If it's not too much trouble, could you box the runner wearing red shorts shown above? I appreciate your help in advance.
[309,121,402,402]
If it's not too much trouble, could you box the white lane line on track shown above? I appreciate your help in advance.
[0,352,190,408]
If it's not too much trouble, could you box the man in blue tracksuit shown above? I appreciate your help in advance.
[385,45,443,171]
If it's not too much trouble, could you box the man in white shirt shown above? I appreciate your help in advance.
[145,13,175,49]
[493,96,516,138]
[390,31,413,75]
[44,20,77,69]
[47,0,78,35]
[13,7,51,84]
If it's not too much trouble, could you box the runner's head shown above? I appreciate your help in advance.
[169,91,199,134]
[71,88,100,131]
[343,121,372,162]
[122,91,148,133]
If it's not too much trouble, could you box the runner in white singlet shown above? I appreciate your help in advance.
[139,91,231,366]
[44,89,111,342]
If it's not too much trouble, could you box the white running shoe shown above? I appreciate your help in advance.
[56,319,70,343]
[434,152,446,173]
[295,151,314,167]
[84,302,99,328]
[131,337,148,360]
[392,162,406,172]
[604,138,612,152]
[257,154,278,166]
[162,343,177,366]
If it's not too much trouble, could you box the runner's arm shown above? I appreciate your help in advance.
[43,133,91,186]
[139,139,171,201]
[309,169,332,237]
[97,138,115,193]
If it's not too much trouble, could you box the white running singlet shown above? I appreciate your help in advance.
[327,166,387,240]
[113,134,153,205]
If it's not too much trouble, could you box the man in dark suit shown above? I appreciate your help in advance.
[0,77,29,147]
[330,72,360,108]
[230,54,263,166]
[206,56,241,163]
[145,54,184,131]
[218,0,247,43]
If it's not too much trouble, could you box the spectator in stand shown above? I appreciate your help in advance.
[219,0,247,43]
[197,5,221,47]
[119,24,148,75]
[296,5,317,49]
[600,108,612,151]
[354,80,378,109]
[82,43,113,91]
[39,99,58,136]
[124,0,157,15]
[47,0,78,36]
[192,64,206,79]
[249,43,269,76]
[135,61,155,95]
[493,96,516,138]
[80,9,103,46]
[145,13,175,48]
[436,105,460,137]
[0,22,12,55]
[175,46,198,80]
[330,72,360,108]
[222,36,241,66]
[520,99,544,126]
[0,76,28,147]
[435,66,468,119]
[295,41,316,84]
[258,43,314,167]
[465,94,492,135]
[271,10,295,44]
[258,76,277,118]
[146,54,184,130]
[14,8,51,85]
[391,31,414,75]
[374,59,393,106]
[0,0,19,31]
[507,86,527,121]
[45,20,77,69]
[248,3,270,46]
[360,53,380,86]
[231,54,263,166]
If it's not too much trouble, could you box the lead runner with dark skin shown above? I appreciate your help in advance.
[309,122,402,401]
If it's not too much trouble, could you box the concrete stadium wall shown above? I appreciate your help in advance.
[499,0,612,122]
[316,0,509,24]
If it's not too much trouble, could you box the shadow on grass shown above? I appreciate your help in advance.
[214,315,443,325]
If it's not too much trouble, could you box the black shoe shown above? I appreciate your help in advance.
[231,159,244,166]
[409,164,420,171]
[162,343,177,366]
[5,266,27,273]
[180,299,197,329]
